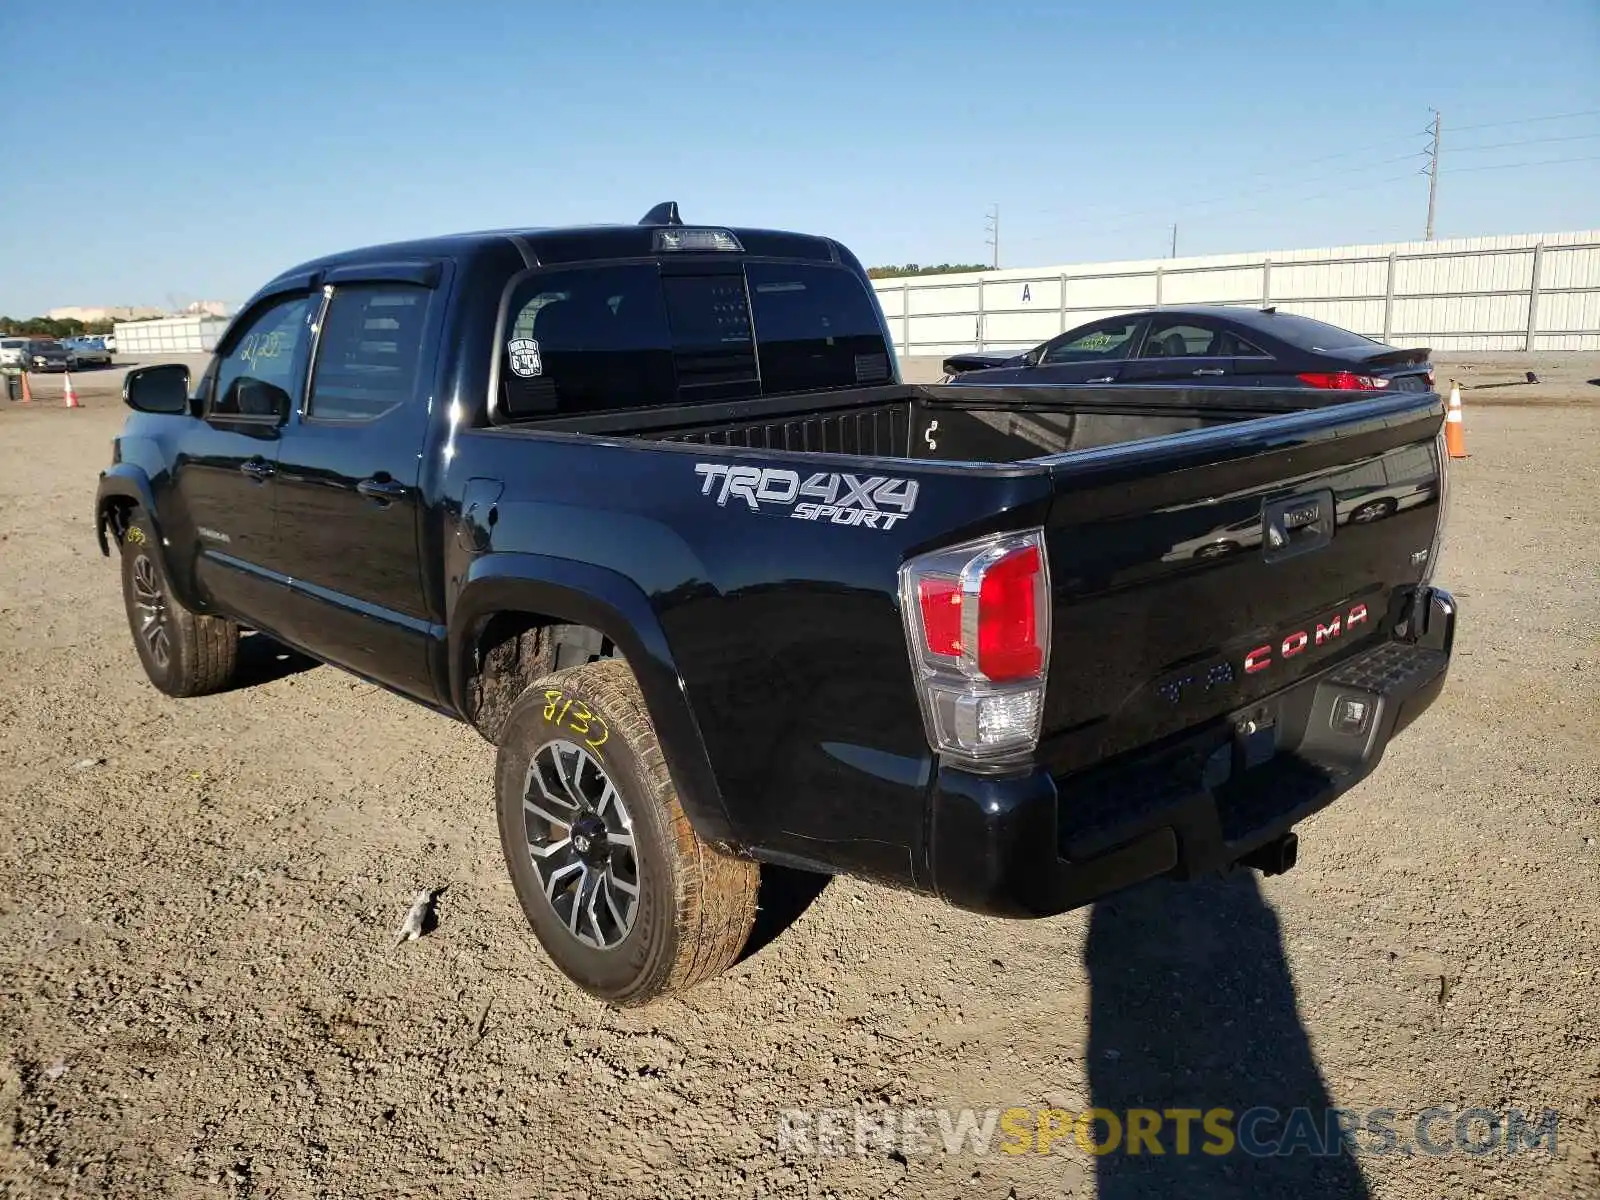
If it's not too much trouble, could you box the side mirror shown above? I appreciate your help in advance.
[123,363,191,415]
[1021,347,1042,367]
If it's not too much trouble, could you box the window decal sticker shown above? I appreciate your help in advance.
[508,338,543,379]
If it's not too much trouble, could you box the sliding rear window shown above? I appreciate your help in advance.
[746,263,890,393]
[497,260,889,418]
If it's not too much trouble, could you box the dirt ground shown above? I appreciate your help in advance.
[1,360,1597,1200]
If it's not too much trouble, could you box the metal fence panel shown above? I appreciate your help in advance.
[875,230,1600,357]
[112,316,228,356]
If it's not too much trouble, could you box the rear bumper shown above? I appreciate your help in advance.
[927,586,1457,918]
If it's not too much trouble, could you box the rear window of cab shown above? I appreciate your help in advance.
[497,261,891,418]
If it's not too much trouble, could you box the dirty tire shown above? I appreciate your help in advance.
[495,658,759,1007]
[118,506,238,697]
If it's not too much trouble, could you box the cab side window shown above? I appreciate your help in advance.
[211,294,315,420]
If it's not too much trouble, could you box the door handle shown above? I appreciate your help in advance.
[357,477,407,502]
[1192,368,1226,377]
[1087,375,1116,384]
[240,459,274,480]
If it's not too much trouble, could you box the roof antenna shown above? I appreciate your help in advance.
[638,201,683,227]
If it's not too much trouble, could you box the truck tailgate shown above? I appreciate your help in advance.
[1035,391,1446,778]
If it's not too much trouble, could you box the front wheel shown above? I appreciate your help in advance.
[118,507,239,696]
[495,658,759,1007]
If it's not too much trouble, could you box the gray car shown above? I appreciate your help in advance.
[64,337,114,368]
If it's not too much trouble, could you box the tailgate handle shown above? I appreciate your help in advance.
[1262,489,1334,563]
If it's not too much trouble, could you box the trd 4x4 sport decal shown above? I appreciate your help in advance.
[693,464,918,531]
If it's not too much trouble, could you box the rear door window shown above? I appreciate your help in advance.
[308,284,431,422]
[1219,330,1271,357]
[746,263,890,394]
[1139,321,1221,358]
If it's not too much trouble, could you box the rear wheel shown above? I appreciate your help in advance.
[495,658,759,1006]
[118,507,238,696]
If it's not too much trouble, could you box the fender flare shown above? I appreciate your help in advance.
[449,552,738,848]
[95,466,166,565]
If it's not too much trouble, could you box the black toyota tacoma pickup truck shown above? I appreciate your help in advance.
[97,204,1457,1006]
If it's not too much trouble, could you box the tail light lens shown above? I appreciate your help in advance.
[1297,371,1391,391]
[899,529,1051,770]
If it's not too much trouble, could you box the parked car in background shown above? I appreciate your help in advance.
[102,332,118,354]
[942,306,1435,395]
[64,337,114,368]
[0,337,28,368]
[22,339,70,372]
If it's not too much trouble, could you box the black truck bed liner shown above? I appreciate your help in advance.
[517,382,1359,464]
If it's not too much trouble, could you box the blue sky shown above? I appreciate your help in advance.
[0,0,1596,315]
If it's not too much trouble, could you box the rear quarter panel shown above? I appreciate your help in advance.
[445,428,1054,887]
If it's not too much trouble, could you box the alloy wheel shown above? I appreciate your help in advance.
[521,739,640,950]
[131,555,171,671]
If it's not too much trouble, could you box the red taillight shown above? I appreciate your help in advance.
[899,529,1052,768]
[976,545,1042,680]
[1296,371,1391,391]
[917,577,963,657]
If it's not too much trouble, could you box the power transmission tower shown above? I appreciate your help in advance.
[984,205,999,268]
[1422,109,1442,240]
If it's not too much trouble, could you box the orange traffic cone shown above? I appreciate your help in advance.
[19,371,33,404]
[1444,382,1467,458]
[62,373,81,408]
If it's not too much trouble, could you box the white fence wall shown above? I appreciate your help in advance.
[112,315,230,356]
[872,230,1600,356]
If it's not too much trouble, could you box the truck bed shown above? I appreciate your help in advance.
[514,381,1375,464]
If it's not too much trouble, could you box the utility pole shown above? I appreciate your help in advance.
[1423,109,1442,240]
[1170,223,1178,258]
[984,205,999,269]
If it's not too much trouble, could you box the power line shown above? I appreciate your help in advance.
[1451,130,1600,153]
[1016,139,1426,221]
[1016,149,1425,229]
[1449,153,1600,174]
[1013,111,1598,225]
[1002,111,1599,255]
[1449,108,1600,133]
[1007,170,1418,247]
